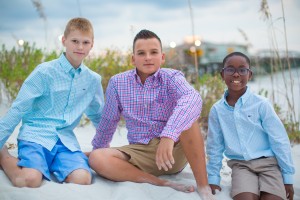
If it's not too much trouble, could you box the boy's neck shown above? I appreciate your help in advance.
[226,88,247,106]
[63,52,82,69]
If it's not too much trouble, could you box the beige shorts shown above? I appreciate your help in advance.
[227,157,286,200]
[113,138,188,176]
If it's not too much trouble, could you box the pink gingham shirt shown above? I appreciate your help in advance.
[92,68,202,149]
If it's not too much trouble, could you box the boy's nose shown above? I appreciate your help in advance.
[78,43,83,49]
[232,71,240,76]
[145,53,151,60]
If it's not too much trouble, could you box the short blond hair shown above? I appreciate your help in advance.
[64,17,94,38]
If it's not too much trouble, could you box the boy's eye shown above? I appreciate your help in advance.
[137,52,145,55]
[72,40,79,44]
[225,68,235,73]
[83,41,90,45]
[239,68,247,73]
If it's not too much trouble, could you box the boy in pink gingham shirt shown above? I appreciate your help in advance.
[89,29,215,200]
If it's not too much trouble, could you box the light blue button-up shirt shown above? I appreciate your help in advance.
[206,87,294,185]
[0,53,104,151]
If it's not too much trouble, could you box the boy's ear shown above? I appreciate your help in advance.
[131,54,135,65]
[220,71,225,80]
[248,70,253,80]
[61,36,66,46]
[161,53,166,64]
[91,39,94,48]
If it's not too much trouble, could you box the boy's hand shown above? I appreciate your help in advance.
[197,185,216,200]
[156,137,175,171]
[209,184,221,194]
[285,184,294,200]
[84,151,91,157]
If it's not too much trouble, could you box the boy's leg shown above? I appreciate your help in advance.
[50,141,92,185]
[89,148,194,192]
[65,169,91,185]
[233,192,259,200]
[0,146,43,188]
[227,158,285,200]
[179,121,214,197]
[233,192,282,200]
[49,140,92,185]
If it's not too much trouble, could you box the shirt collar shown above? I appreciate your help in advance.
[222,86,251,107]
[240,86,251,105]
[133,68,161,85]
[59,53,83,75]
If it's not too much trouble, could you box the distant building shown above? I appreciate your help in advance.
[164,40,248,76]
[252,49,300,74]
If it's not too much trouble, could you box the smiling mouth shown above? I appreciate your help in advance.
[231,80,241,84]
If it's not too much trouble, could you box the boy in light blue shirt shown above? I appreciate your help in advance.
[0,17,104,187]
[206,52,294,200]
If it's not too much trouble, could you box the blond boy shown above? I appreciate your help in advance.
[0,17,104,187]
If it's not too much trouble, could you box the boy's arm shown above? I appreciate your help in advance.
[91,79,121,149]
[285,184,294,200]
[160,71,201,141]
[0,69,45,148]
[206,106,225,187]
[85,75,105,127]
[260,100,295,184]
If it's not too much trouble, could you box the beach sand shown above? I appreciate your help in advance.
[0,123,299,200]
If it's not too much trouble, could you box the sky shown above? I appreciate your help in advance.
[0,0,299,55]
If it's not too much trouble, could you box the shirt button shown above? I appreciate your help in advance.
[144,104,147,108]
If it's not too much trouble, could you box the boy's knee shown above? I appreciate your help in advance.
[66,169,92,185]
[88,149,106,168]
[13,172,43,188]
[89,149,116,175]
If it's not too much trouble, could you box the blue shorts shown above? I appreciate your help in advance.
[17,139,91,182]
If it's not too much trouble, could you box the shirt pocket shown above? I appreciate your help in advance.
[52,85,70,109]
[151,101,170,122]
[243,111,265,143]
[151,101,174,122]
[244,111,261,128]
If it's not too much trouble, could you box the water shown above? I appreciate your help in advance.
[248,68,300,123]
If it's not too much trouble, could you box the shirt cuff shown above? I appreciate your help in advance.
[159,134,178,142]
[208,175,221,186]
[282,173,294,184]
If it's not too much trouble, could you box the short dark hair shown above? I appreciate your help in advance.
[222,52,251,67]
[133,29,162,52]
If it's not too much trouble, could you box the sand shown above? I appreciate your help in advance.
[0,123,299,200]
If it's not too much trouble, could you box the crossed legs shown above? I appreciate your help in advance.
[0,146,91,187]
[89,121,209,193]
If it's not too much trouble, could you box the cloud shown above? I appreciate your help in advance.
[0,0,299,53]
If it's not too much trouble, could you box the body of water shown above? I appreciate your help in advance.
[248,68,300,123]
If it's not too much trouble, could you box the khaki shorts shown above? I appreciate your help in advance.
[227,157,286,200]
[113,138,188,176]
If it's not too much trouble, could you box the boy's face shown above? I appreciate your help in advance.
[62,29,93,68]
[132,38,165,82]
[221,55,252,93]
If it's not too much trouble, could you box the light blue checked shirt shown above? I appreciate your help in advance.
[206,87,295,186]
[92,68,202,149]
[0,53,104,151]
